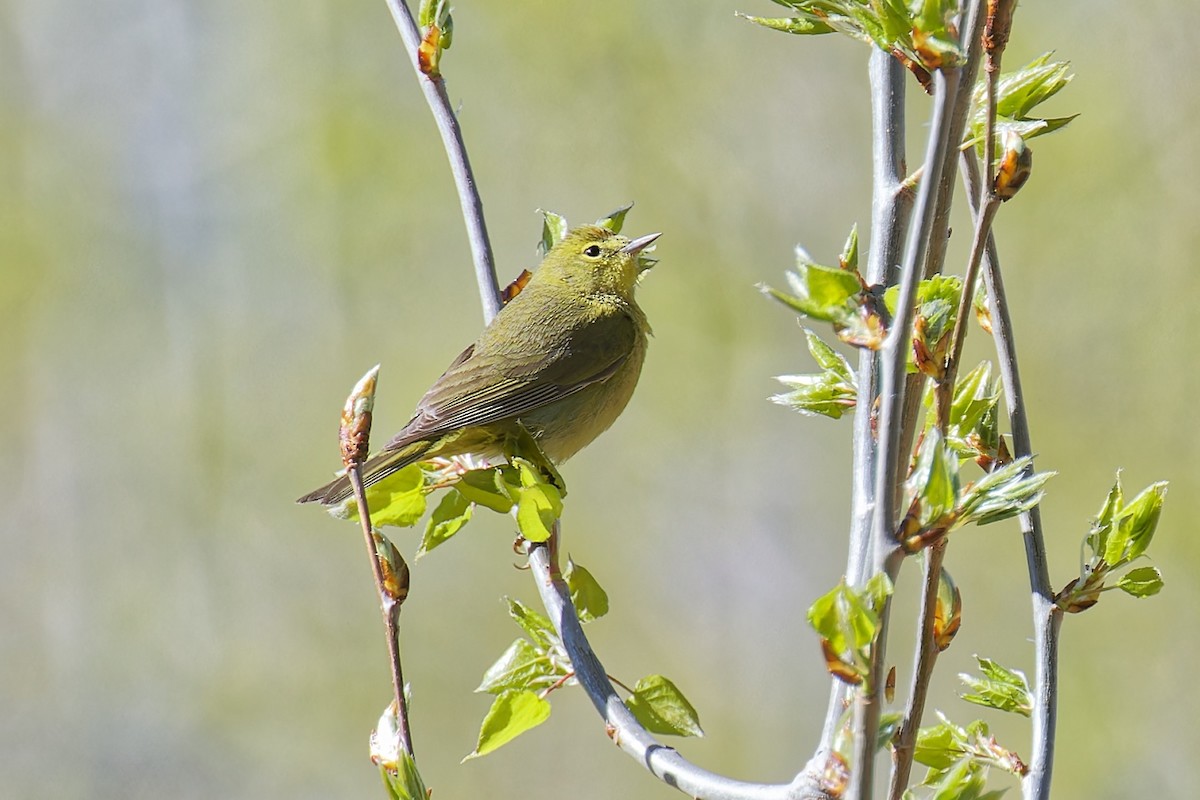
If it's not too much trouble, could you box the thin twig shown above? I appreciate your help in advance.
[886,540,946,799]
[350,467,414,757]
[382,0,502,322]
[524,533,830,800]
[960,154,1059,800]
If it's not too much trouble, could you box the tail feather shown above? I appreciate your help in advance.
[296,441,432,506]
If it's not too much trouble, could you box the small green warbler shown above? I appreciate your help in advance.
[298,224,660,506]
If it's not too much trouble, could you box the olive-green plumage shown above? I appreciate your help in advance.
[298,225,659,506]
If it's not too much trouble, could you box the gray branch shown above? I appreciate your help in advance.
[959,154,1060,800]
[382,0,501,323]
[525,541,831,800]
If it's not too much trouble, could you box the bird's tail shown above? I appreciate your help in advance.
[296,440,432,506]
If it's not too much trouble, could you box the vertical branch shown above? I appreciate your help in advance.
[851,62,961,800]
[341,366,415,758]
[382,0,502,322]
[350,468,414,757]
[960,153,1060,800]
[815,48,909,765]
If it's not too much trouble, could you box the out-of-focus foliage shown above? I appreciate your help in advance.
[2,1,1198,799]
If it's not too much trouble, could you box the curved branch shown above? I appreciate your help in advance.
[525,539,830,800]
[383,0,501,322]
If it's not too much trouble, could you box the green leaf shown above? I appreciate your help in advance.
[563,558,609,623]
[506,598,559,651]
[735,12,835,35]
[476,638,558,695]
[625,675,704,738]
[958,456,1054,527]
[761,252,862,324]
[380,751,428,800]
[418,488,474,557]
[457,467,515,513]
[913,719,961,770]
[1087,473,1124,559]
[341,464,427,528]
[959,656,1032,717]
[1115,566,1164,598]
[808,578,888,656]
[514,461,563,543]
[839,224,859,272]
[463,689,552,760]
[772,330,857,418]
[906,429,960,528]
[968,54,1075,152]
[804,328,855,380]
[537,209,569,256]
[595,203,633,233]
[1103,481,1168,566]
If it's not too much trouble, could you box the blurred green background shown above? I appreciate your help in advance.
[3,1,1196,797]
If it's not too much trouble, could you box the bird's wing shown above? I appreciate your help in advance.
[381,307,637,450]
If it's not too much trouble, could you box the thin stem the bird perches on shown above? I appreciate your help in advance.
[524,532,830,800]
[382,0,502,323]
[349,467,414,758]
[960,153,1060,800]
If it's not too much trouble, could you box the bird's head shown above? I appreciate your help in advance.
[537,225,660,299]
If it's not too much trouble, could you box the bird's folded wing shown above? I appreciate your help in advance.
[382,309,637,450]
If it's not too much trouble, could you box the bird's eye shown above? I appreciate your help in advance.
[583,245,602,258]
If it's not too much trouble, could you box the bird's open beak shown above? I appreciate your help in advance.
[621,232,661,256]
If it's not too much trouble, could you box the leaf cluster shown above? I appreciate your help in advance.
[468,573,702,759]
[808,574,893,687]
[1055,473,1167,612]
[899,428,1053,552]
[739,0,964,87]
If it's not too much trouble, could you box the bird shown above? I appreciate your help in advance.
[298,224,660,506]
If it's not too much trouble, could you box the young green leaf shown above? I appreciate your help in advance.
[625,675,704,738]
[506,598,559,651]
[959,656,1032,717]
[537,209,570,256]
[379,751,428,800]
[457,467,516,513]
[772,328,858,418]
[839,224,859,272]
[342,464,427,528]
[905,429,960,529]
[1115,565,1164,598]
[1102,481,1168,567]
[735,13,835,35]
[761,255,862,324]
[563,558,610,623]
[515,485,557,542]
[476,638,558,695]
[463,689,552,761]
[595,203,633,233]
[958,456,1054,526]
[418,488,474,557]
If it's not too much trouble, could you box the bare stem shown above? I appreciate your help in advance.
[382,0,501,322]
[524,533,830,800]
[960,154,1059,800]
[349,466,414,757]
[886,540,946,799]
